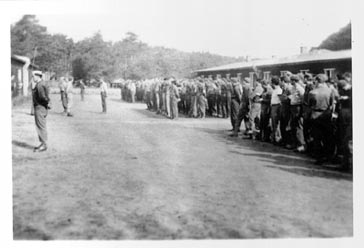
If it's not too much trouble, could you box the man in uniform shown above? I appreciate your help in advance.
[32,71,51,152]
[79,79,86,101]
[225,78,232,119]
[230,77,242,132]
[164,78,171,118]
[206,79,217,116]
[189,80,198,118]
[100,78,108,113]
[170,79,180,119]
[197,79,207,118]
[58,77,68,114]
[65,77,74,117]
[217,79,227,118]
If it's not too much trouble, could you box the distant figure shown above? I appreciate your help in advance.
[65,77,74,117]
[129,82,136,103]
[79,79,86,101]
[32,71,51,152]
[100,78,108,113]
[170,79,180,119]
[58,77,68,114]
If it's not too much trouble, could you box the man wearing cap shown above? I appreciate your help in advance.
[308,74,335,165]
[32,71,51,152]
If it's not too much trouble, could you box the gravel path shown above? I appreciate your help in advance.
[12,93,352,239]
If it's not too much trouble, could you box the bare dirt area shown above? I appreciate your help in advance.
[12,92,353,240]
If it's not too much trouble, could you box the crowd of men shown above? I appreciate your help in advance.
[125,72,352,171]
[29,69,353,172]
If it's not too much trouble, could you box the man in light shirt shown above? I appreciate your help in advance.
[270,76,282,144]
[65,77,74,117]
[100,78,108,113]
[289,75,305,151]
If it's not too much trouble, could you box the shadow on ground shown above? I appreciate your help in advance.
[195,127,352,181]
[12,140,34,150]
[131,108,170,120]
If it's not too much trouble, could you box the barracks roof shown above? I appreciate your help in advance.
[195,49,351,73]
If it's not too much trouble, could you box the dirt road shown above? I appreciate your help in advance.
[12,92,353,239]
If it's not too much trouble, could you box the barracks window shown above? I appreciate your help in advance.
[263,71,271,81]
[324,68,335,80]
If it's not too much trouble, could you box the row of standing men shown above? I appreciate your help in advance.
[134,73,352,171]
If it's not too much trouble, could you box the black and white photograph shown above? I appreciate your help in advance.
[2,0,362,246]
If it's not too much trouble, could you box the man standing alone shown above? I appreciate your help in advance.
[100,78,108,113]
[32,71,51,152]
[79,79,86,101]
[65,77,74,117]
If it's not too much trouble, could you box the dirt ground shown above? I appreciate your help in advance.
[12,92,353,240]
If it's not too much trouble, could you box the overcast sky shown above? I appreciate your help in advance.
[9,0,352,58]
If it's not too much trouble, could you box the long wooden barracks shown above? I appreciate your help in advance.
[194,49,351,82]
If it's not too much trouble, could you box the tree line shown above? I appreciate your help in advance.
[11,15,243,81]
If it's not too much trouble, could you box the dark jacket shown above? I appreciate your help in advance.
[33,80,50,108]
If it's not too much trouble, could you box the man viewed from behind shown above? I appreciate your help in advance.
[308,74,335,165]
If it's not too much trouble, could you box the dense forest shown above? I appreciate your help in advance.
[11,15,242,81]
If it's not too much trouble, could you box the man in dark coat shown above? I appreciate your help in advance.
[32,71,51,152]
